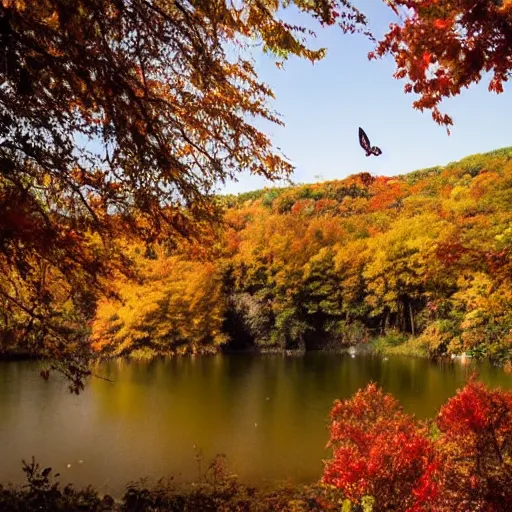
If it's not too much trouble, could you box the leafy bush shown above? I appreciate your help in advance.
[434,378,512,511]
[371,329,409,353]
[381,336,429,358]
[323,378,512,511]
[416,320,459,356]
[322,383,437,512]
[0,454,344,512]
[325,320,369,348]
[0,457,114,512]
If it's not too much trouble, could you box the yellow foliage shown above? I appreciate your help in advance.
[91,255,228,356]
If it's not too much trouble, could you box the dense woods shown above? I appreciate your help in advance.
[3,144,511,365]
[85,147,512,366]
[3,1,512,379]
[0,0,367,384]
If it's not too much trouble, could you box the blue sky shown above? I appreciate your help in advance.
[219,2,512,195]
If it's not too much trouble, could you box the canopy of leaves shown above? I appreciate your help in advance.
[0,0,369,373]
[372,0,512,129]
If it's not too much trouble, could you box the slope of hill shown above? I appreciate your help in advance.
[92,147,512,364]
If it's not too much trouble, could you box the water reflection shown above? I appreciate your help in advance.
[0,354,511,497]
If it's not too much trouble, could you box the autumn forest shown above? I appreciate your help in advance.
[2,0,512,511]
[86,148,512,368]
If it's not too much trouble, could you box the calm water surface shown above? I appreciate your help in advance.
[1,353,511,497]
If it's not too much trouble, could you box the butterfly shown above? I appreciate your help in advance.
[358,127,382,157]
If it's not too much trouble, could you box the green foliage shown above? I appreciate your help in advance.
[261,190,283,209]
[373,334,429,358]
[372,330,410,352]
[400,166,443,186]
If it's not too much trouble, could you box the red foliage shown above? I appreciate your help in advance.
[323,378,512,511]
[315,199,338,214]
[485,250,509,274]
[435,240,467,265]
[354,172,375,188]
[322,383,438,511]
[372,0,512,129]
[434,377,512,511]
[291,199,315,216]
[368,179,405,211]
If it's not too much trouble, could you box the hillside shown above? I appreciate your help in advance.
[90,147,512,363]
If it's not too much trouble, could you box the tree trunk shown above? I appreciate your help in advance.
[409,301,415,335]
[400,300,406,332]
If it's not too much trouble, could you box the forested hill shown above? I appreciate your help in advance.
[91,147,512,364]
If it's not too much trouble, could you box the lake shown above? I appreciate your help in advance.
[1,353,511,497]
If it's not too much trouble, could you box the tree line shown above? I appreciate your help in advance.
[88,148,512,366]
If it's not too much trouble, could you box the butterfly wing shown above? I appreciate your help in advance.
[371,146,382,156]
[358,127,371,152]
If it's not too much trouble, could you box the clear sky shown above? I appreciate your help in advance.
[219,2,512,195]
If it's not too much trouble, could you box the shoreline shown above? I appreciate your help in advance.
[0,340,501,367]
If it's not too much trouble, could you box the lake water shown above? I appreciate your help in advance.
[1,353,511,497]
